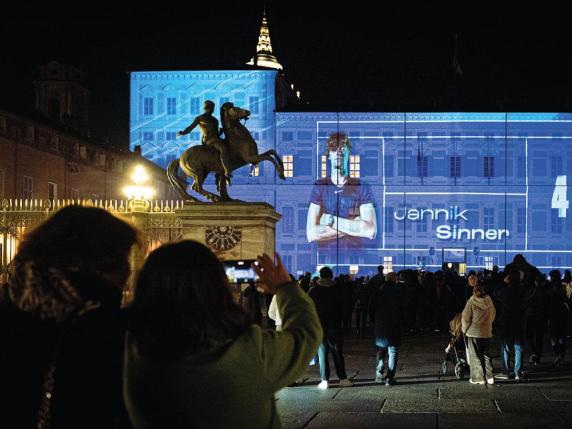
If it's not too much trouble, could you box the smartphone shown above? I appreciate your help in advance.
[223,259,260,283]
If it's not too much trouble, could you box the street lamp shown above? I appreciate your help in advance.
[123,165,155,211]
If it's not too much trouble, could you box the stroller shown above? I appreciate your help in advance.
[441,313,469,379]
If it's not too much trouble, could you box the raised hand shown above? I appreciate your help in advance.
[252,253,292,294]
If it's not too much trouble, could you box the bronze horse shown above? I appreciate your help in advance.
[167,102,285,202]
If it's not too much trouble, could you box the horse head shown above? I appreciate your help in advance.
[220,102,251,128]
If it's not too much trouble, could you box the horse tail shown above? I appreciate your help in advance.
[167,159,190,200]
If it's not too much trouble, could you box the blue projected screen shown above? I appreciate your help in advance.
[266,113,572,275]
[128,72,572,276]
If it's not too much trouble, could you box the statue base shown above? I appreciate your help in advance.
[175,202,281,260]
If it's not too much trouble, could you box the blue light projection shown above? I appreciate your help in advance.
[129,71,572,275]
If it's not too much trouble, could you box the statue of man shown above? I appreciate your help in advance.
[178,100,233,184]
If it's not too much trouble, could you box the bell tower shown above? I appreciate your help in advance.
[247,9,283,70]
[33,61,90,131]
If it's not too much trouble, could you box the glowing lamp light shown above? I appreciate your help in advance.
[123,165,155,201]
[132,165,149,185]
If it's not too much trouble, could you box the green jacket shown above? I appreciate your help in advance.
[123,283,322,428]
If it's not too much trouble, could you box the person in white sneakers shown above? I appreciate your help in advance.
[461,282,496,385]
[309,267,353,389]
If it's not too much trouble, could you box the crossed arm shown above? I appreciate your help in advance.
[306,202,377,243]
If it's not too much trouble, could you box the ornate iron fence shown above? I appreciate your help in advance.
[0,198,184,286]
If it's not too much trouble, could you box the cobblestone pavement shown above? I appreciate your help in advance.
[276,332,572,428]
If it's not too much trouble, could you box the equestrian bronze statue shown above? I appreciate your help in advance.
[167,100,285,202]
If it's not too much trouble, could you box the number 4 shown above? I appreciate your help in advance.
[552,175,569,218]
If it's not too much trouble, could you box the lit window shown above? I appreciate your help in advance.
[383,256,393,274]
[484,256,494,271]
[143,98,154,115]
[142,132,154,142]
[283,155,294,177]
[350,155,360,178]
[321,155,327,178]
[251,165,260,177]
[167,97,177,115]
[165,131,177,141]
[190,97,200,115]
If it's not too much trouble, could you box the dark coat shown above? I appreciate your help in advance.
[524,284,549,323]
[370,281,404,347]
[505,259,541,279]
[494,283,527,338]
[309,278,343,329]
[548,283,570,338]
[0,271,130,429]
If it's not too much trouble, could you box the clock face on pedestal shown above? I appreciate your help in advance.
[205,226,242,251]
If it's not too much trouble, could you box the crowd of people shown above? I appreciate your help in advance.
[0,206,571,428]
[274,256,571,387]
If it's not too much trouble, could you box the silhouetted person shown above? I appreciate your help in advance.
[547,270,569,366]
[505,254,541,280]
[525,275,549,364]
[371,272,403,385]
[309,266,353,389]
[356,266,382,337]
[125,246,321,428]
[0,206,139,429]
[494,270,527,380]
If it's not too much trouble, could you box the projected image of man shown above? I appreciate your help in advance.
[306,132,377,248]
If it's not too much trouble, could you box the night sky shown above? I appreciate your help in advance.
[2,2,571,148]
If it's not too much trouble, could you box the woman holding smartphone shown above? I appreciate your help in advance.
[124,241,322,428]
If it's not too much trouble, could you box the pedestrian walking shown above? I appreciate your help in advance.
[461,283,496,385]
[370,272,403,386]
[494,270,527,380]
[309,267,353,389]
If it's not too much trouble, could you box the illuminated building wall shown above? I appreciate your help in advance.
[129,72,572,274]
[129,69,283,185]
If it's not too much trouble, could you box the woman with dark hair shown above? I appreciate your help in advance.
[0,205,139,429]
[124,242,321,428]
[462,283,496,385]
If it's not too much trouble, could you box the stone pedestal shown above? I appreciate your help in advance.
[176,202,281,260]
